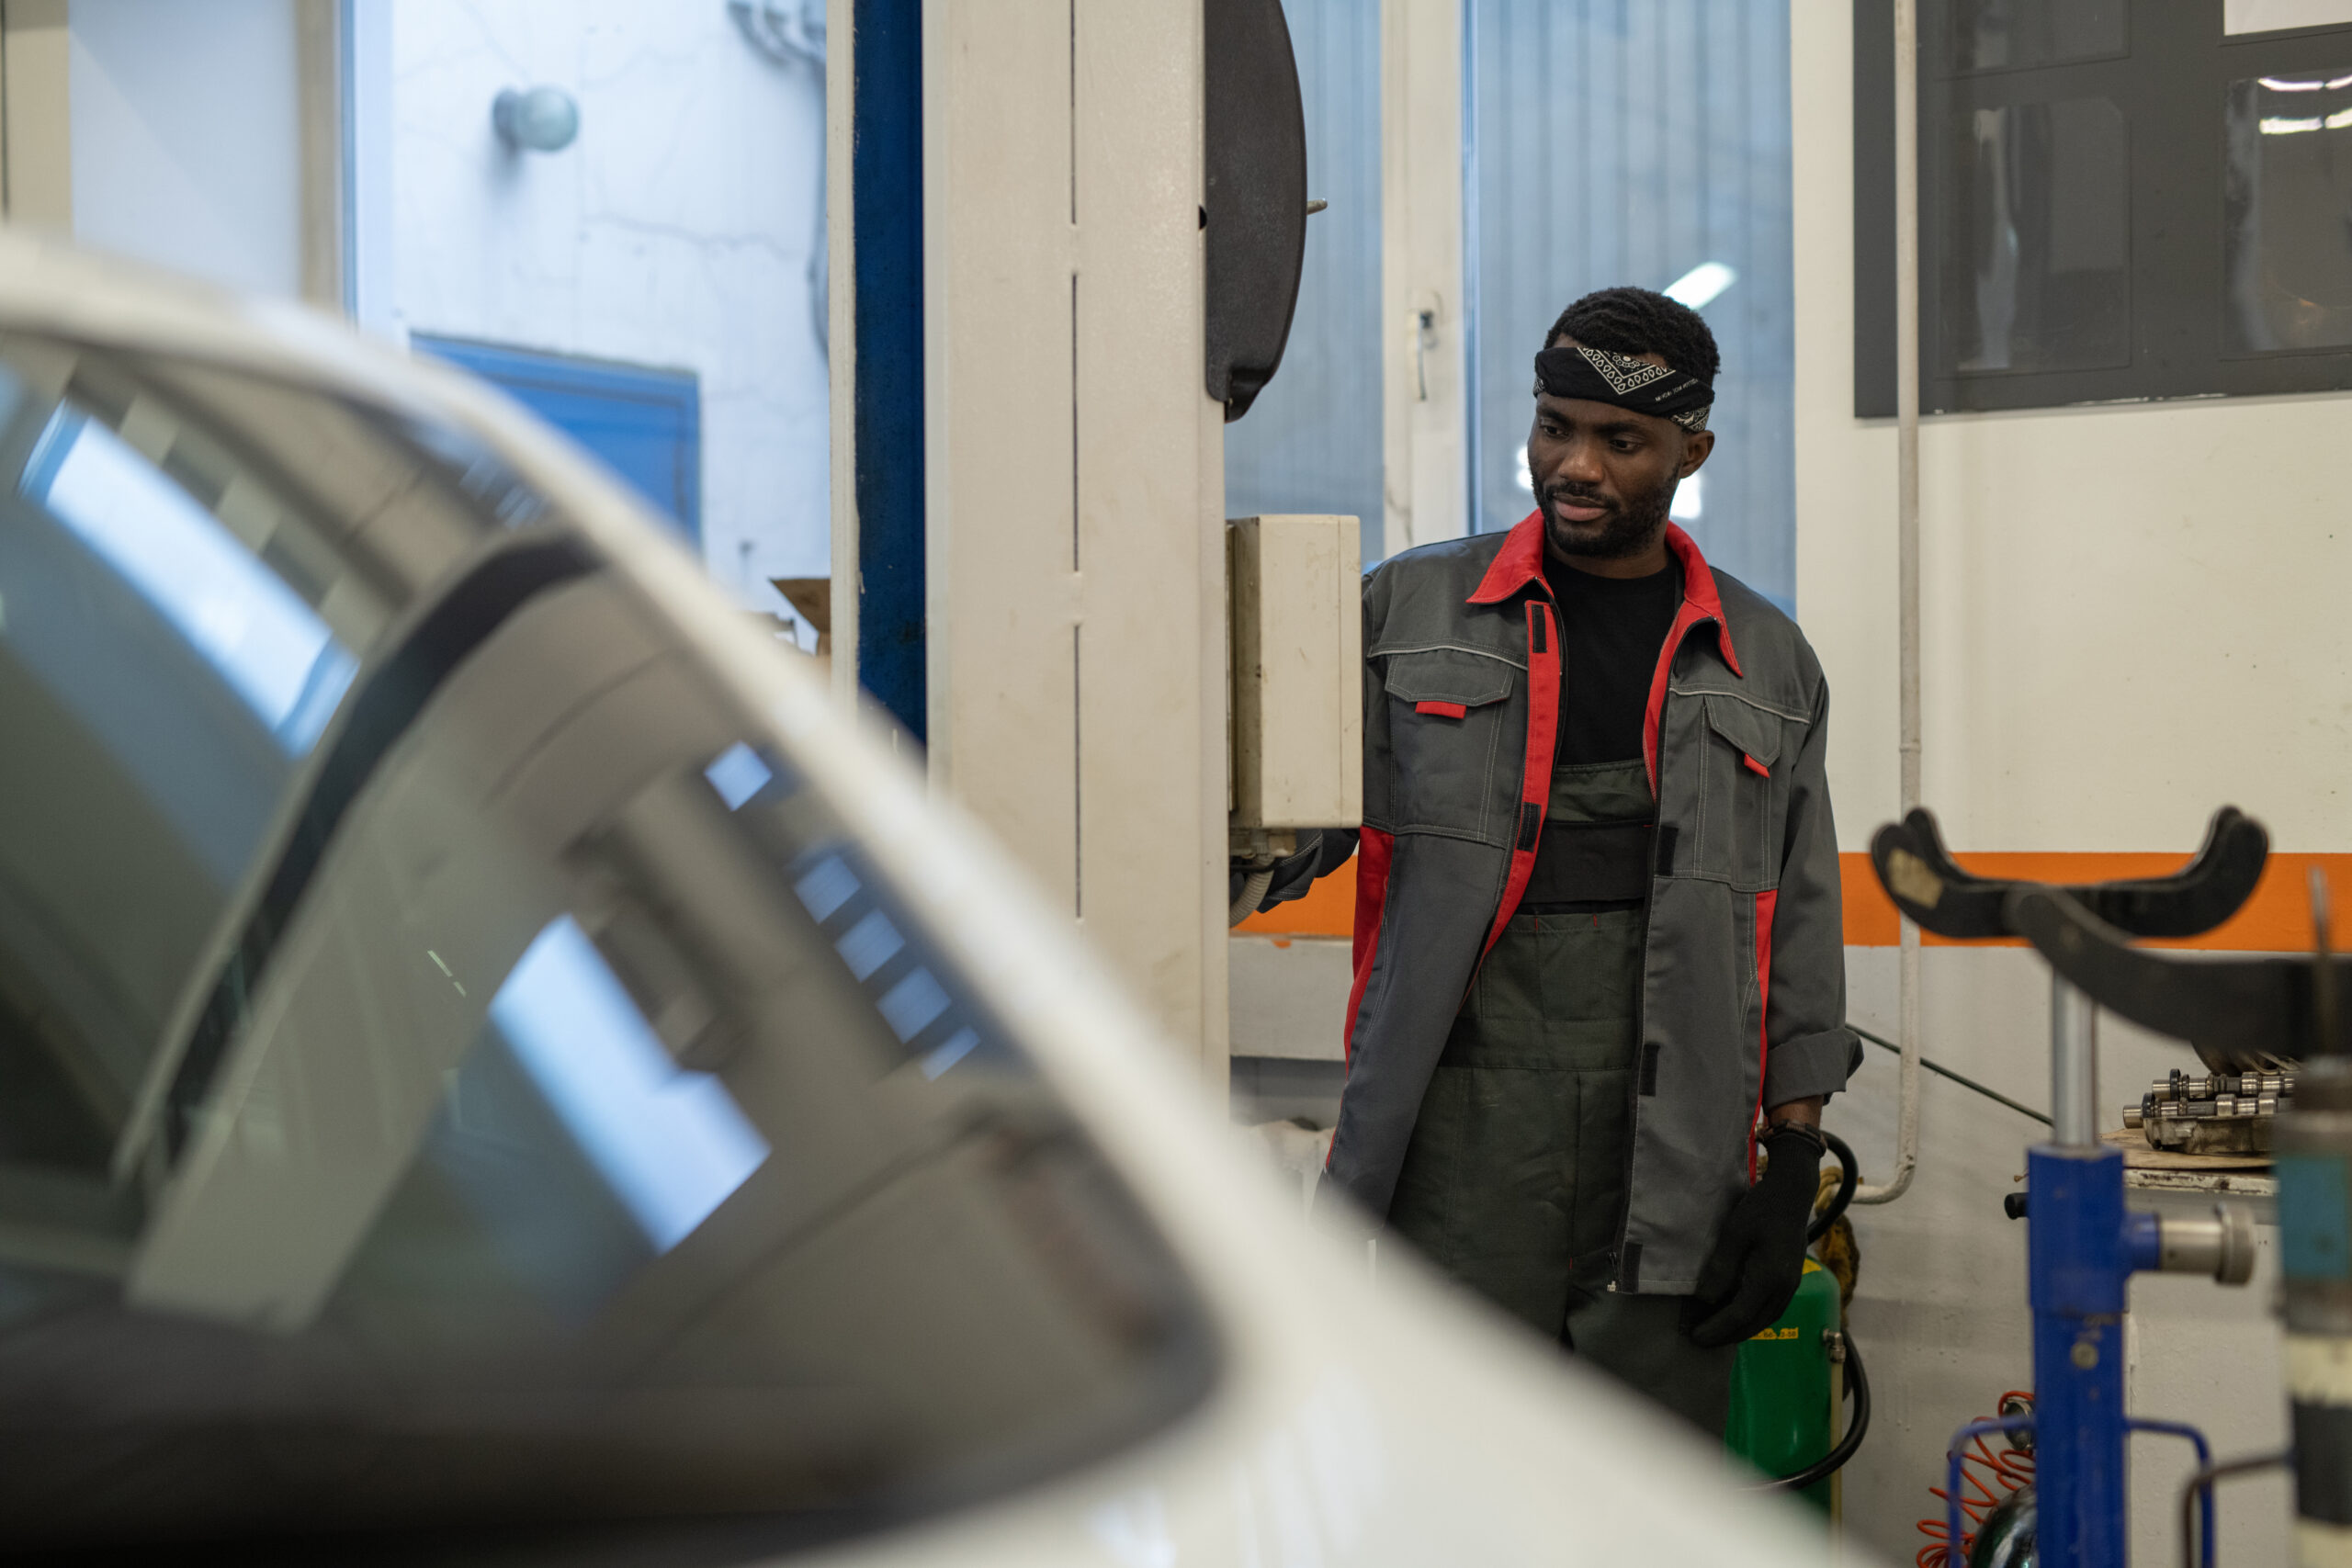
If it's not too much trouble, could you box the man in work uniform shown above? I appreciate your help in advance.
[1244,287,1859,1433]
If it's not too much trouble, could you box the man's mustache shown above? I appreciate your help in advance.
[1544,485,1613,513]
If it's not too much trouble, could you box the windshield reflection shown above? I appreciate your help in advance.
[25,407,357,753]
[491,915,769,1255]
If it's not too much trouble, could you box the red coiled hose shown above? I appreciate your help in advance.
[1915,1393,2036,1568]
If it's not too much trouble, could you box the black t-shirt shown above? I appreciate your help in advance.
[1544,555,1681,765]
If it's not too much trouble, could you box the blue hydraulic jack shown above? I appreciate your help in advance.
[1872,809,2267,1568]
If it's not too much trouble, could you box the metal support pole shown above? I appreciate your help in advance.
[1856,0,1921,1207]
[2052,977,2100,1149]
[2030,976,2127,1568]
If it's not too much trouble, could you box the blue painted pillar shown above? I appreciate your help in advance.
[851,0,924,742]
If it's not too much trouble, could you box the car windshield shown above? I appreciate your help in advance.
[0,335,1213,1557]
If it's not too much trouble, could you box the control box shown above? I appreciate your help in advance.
[1227,515,1362,834]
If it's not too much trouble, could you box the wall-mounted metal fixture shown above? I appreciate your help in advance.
[729,0,824,67]
[492,86,581,153]
[728,0,831,361]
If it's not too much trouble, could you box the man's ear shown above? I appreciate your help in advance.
[1676,430,1716,479]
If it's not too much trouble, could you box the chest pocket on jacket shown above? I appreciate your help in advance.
[1383,649,1518,841]
[1697,694,1794,890]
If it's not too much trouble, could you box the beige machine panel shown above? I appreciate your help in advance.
[1227,515,1362,832]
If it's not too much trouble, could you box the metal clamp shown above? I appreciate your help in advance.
[2127,1205,2257,1285]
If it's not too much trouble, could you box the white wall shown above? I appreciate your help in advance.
[1792,0,2330,1557]
[65,0,302,298]
[379,0,832,599]
[1792,13,2352,853]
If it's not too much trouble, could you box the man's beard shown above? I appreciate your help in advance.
[1541,471,1678,561]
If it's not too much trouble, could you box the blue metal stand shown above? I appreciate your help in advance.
[1866,810,2266,1567]
[1945,1411,2216,1568]
[1943,979,2234,1568]
[2027,1142,2130,1568]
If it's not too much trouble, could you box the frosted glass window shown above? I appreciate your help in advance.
[1470,0,1796,609]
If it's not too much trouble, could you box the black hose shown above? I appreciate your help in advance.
[1768,1325,1871,1493]
[1809,1130,1859,1245]
[1752,1131,1867,1493]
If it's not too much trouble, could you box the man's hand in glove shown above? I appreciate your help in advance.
[1682,1117,1826,1348]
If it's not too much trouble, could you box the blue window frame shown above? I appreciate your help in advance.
[413,336,702,544]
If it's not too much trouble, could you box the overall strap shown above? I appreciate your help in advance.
[1479,598,1560,959]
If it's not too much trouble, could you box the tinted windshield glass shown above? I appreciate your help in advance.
[0,340,459,1177]
[0,346,1211,1557]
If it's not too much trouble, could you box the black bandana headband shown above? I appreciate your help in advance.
[1533,344,1713,434]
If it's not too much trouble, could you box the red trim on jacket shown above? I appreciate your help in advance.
[1465,510,1551,604]
[1340,828,1396,1066]
[1639,525,1742,795]
[1663,523,1739,673]
[1477,599,1561,960]
[1750,887,1779,1180]
[1414,700,1467,719]
[1466,513,1740,678]
[1467,514,1741,798]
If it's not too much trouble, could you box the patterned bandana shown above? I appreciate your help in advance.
[1532,344,1713,434]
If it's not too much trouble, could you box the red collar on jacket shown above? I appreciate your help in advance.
[1466,511,1741,678]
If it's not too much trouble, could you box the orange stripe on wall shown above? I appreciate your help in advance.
[1239,849,2352,951]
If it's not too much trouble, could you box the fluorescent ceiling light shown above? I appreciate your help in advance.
[1664,261,1737,310]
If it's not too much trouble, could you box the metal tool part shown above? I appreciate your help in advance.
[2126,1070,2296,1156]
[2152,1205,2258,1285]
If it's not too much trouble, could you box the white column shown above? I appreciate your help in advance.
[1382,0,1467,551]
[295,0,343,312]
[824,0,859,708]
[1,0,73,232]
[345,0,395,338]
[923,0,1227,1077]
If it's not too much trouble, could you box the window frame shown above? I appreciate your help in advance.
[1855,0,2352,415]
[412,336,703,543]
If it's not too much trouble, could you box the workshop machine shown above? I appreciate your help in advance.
[1869,808,2282,1568]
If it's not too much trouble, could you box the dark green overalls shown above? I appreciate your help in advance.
[1386,758,1738,1433]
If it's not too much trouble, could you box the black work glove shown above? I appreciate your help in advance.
[1682,1122,1825,1348]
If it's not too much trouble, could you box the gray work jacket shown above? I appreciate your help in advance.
[1259,514,1860,1296]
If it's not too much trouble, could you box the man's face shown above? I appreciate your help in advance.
[1526,339,1713,562]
